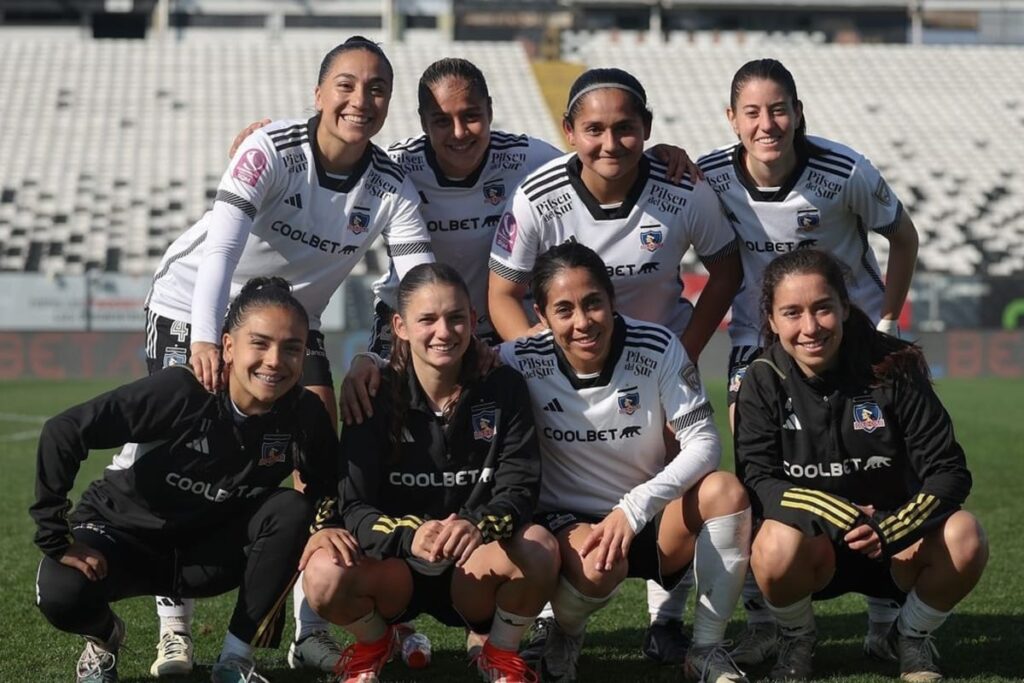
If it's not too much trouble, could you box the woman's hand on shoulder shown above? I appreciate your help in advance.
[299,528,361,570]
[228,118,271,158]
[648,144,703,183]
[474,338,501,373]
[189,342,222,392]
[580,508,636,572]
[431,513,483,567]
[340,354,383,425]
[60,541,108,582]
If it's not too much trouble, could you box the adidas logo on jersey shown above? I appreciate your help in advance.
[783,413,802,430]
[283,193,302,209]
[543,398,564,412]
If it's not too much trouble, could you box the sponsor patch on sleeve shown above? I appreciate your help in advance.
[232,148,269,187]
[495,213,518,253]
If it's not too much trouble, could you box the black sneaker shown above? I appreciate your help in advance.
[892,626,942,682]
[519,616,553,669]
[642,619,691,665]
[769,630,816,681]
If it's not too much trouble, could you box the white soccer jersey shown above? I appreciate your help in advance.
[146,117,433,344]
[498,314,721,532]
[697,135,903,347]
[489,153,738,337]
[372,131,561,338]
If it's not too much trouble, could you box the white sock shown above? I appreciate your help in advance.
[766,595,815,637]
[218,632,254,664]
[691,508,752,646]
[551,576,619,636]
[647,573,691,624]
[293,578,329,641]
[742,570,775,625]
[897,589,949,638]
[489,606,535,651]
[344,609,388,644]
[866,595,901,625]
[537,602,554,620]
[156,596,193,636]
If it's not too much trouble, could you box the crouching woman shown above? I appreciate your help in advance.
[302,263,558,683]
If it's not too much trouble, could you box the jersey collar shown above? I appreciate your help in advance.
[309,115,373,193]
[567,155,650,221]
[732,139,810,203]
[551,313,628,390]
[424,134,490,188]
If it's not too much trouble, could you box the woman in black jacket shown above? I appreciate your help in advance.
[31,278,342,683]
[735,249,988,682]
[301,263,557,683]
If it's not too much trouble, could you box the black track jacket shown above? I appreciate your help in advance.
[735,343,971,558]
[31,366,339,560]
[337,365,540,561]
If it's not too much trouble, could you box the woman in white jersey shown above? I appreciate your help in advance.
[141,37,433,677]
[497,242,751,683]
[694,58,920,668]
[486,66,742,664]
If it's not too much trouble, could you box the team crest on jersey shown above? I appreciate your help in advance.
[232,148,268,187]
[163,345,187,369]
[852,402,886,433]
[797,208,821,230]
[483,180,506,206]
[472,404,497,442]
[680,363,701,392]
[348,211,370,235]
[259,434,291,467]
[728,366,747,394]
[873,178,893,206]
[640,229,664,252]
[495,213,518,253]
[617,389,640,415]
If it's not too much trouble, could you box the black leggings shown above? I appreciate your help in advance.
[36,488,311,648]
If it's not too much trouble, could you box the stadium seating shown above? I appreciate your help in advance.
[0,27,560,276]
[572,39,1024,276]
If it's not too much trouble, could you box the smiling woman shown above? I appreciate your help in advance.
[30,277,342,683]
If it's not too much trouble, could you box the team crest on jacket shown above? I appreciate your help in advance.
[618,389,640,415]
[852,402,886,433]
[797,208,821,230]
[472,403,497,442]
[728,366,747,394]
[259,434,291,466]
[640,229,664,252]
[483,180,505,206]
[348,211,370,235]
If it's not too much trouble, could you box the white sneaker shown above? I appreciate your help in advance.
[150,629,194,677]
[287,630,343,672]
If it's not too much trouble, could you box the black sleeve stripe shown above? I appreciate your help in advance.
[370,159,405,185]
[697,147,734,166]
[491,130,529,143]
[872,201,904,235]
[625,340,669,354]
[670,401,714,431]
[387,241,432,257]
[625,321,672,341]
[700,159,732,174]
[514,337,555,354]
[807,160,852,180]
[521,167,569,196]
[699,237,740,266]
[489,258,531,284]
[525,177,572,202]
[275,138,308,153]
[624,331,669,350]
[490,140,531,151]
[215,190,257,219]
[649,174,695,191]
[388,137,427,153]
[820,149,857,166]
[781,488,859,529]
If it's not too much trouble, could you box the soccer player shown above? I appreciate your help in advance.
[301,263,556,683]
[695,58,920,666]
[487,66,742,664]
[734,249,987,680]
[141,36,433,675]
[498,242,751,683]
[31,278,344,683]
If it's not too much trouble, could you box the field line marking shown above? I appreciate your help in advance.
[0,429,41,442]
[0,412,47,424]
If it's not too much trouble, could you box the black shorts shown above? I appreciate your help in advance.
[389,562,492,634]
[535,510,689,591]
[727,345,762,406]
[144,310,333,387]
[813,542,907,603]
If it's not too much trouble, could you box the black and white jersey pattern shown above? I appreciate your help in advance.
[498,314,721,532]
[371,132,561,339]
[146,116,433,344]
[698,135,903,348]
[488,153,737,337]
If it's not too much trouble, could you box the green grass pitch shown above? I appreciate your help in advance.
[1,377,1021,681]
